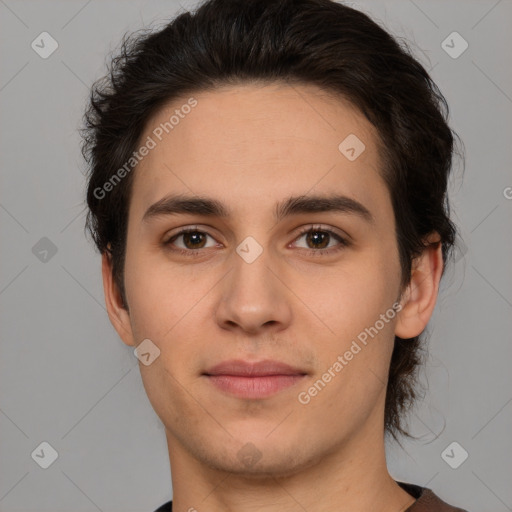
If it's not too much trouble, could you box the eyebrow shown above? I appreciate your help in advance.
[142,193,374,224]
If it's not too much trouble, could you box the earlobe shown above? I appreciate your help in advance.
[101,251,135,347]
[395,236,444,340]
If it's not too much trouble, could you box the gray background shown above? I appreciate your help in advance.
[1,0,511,511]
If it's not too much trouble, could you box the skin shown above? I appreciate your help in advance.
[102,82,443,512]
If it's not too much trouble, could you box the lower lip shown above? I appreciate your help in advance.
[205,374,305,399]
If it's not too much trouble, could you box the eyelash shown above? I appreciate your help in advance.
[163,225,349,257]
[292,225,349,256]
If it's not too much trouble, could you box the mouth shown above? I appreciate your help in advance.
[203,359,308,399]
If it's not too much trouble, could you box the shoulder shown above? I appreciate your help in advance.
[153,500,173,512]
[398,481,470,512]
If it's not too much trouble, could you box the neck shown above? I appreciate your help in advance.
[166,408,415,512]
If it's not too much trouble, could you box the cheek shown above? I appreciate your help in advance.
[303,244,401,390]
[122,241,210,340]
[124,234,400,340]
[297,270,399,425]
[123,252,209,415]
[317,253,399,334]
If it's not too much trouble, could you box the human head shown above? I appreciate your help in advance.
[82,0,461,445]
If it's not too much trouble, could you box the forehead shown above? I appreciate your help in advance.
[130,82,388,221]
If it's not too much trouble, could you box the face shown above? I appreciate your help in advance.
[107,82,408,476]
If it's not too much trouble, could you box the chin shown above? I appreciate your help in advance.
[195,436,324,480]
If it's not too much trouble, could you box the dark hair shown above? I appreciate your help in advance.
[81,0,463,442]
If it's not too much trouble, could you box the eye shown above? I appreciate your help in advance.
[163,224,349,257]
[164,227,219,254]
[291,225,349,256]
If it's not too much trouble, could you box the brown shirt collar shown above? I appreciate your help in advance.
[397,481,469,512]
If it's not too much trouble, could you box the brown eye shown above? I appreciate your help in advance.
[181,231,207,249]
[292,226,349,255]
[165,229,218,253]
[304,230,331,249]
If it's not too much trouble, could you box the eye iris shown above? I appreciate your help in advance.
[183,232,206,249]
[306,230,329,249]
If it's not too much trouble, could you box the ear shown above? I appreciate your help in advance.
[395,234,444,339]
[101,251,135,347]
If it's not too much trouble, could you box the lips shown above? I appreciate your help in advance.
[204,359,307,377]
[203,359,307,399]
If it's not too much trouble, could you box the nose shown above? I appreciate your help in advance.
[215,245,293,336]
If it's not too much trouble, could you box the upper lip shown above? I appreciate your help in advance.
[204,359,307,377]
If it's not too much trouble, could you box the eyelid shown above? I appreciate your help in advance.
[291,223,349,242]
[163,225,220,246]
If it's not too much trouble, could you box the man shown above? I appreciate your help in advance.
[82,0,468,510]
